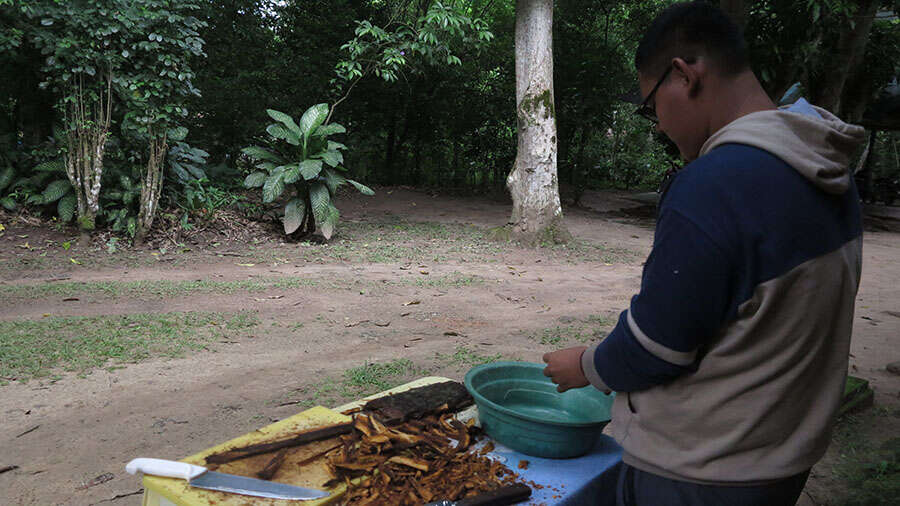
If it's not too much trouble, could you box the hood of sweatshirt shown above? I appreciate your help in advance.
[699,103,867,194]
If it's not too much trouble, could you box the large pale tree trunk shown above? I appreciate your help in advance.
[506,0,571,245]
[815,0,879,113]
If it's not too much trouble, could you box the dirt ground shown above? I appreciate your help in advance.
[1,187,898,506]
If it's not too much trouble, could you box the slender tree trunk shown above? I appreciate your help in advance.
[135,131,168,245]
[506,0,570,245]
[63,72,112,235]
[815,0,878,113]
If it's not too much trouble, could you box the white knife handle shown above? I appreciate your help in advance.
[126,458,207,480]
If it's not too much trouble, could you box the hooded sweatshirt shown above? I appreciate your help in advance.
[581,102,867,484]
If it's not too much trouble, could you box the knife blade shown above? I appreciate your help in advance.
[424,483,532,506]
[126,457,330,501]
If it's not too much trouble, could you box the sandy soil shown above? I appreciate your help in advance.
[0,187,897,506]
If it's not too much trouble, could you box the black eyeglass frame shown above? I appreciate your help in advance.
[635,65,673,124]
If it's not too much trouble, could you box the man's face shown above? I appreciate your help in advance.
[638,63,708,162]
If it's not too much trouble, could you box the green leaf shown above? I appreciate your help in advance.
[315,123,347,137]
[283,164,301,184]
[347,179,375,196]
[322,168,347,195]
[320,202,340,240]
[167,126,188,142]
[299,104,329,141]
[327,141,348,151]
[241,146,285,164]
[58,193,76,222]
[170,161,191,182]
[266,110,302,137]
[267,124,299,145]
[126,217,137,238]
[243,171,267,188]
[0,166,14,190]
[0,196,16,211]
[262,173,285,203]
[42,180,72,203]
[309,182,330,229]
[299,159,323,180]
[319,150,343,168]
[34,160,64,173]
[255,161,278,173]
[283,197,306,234]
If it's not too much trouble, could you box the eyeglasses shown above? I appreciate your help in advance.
[635,66,673,124]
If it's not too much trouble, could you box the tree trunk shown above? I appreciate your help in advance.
[814,0,878,113]
[506,0,570,245]
[719,0,749,31]
[135,132,168,245]
[63,73,112,233]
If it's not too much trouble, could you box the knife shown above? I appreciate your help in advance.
[126,457,330,501]
[425,483,532,506]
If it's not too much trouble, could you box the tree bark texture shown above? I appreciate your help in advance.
[507,0,570,245]
[63,72,112,232]
[135,131,168,245]
[814,0,879,113]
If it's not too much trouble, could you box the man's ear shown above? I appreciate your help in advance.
[672,57,703,98]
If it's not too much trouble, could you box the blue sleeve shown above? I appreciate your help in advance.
[583,208,735,392]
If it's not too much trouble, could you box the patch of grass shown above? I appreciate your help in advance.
[830,409,900,506]
[1,277,320,301]
[436,345,504,369]
[270,358,429,409]
[529,314,616,345]
[407,272,485,289]
[343,359,424,392]
[0,311,260,382]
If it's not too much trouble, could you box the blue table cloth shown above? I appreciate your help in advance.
[487,435,623,505]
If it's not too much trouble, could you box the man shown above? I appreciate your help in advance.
[542,3,866,505]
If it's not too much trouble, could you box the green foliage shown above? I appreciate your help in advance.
[334,1,493,86]
[175,177,240,220]
[167,140,209,184]
[242,104,373,239]
[99,166,141,237]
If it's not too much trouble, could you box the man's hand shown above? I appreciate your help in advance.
[542,346,589,393]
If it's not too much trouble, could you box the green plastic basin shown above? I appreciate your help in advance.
[464,361,614,459]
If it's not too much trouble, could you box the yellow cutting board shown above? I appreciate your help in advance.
[141,377,454,506]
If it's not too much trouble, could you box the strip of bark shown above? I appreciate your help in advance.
[205,422,352,465]
[256,449,288,480]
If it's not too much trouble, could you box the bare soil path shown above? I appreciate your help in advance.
[0,187,897,505]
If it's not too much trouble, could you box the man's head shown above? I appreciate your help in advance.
[635,2,757,161]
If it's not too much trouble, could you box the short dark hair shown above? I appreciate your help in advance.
[635,2,749,78]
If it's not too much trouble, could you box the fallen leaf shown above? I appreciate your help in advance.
[70,258,81,265]
[346,320,370,327]
[75,472,114,490]
[373,321,391,327]
[17,234,27,238]
[400,312,411,317]
[444,331,466,337]
[419,270,429,275]
[403,300,421,306]
[0,224,5,232]
[236,263,255,267]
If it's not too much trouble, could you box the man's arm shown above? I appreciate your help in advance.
[547,207,734,393]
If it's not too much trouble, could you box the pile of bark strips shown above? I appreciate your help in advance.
[326,410,518,505]
[204,381,525,505]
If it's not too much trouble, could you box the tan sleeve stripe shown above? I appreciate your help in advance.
[627,310,697,366]
[581,341,612,394]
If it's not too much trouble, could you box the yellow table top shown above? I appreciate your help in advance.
[141,377,454,506]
